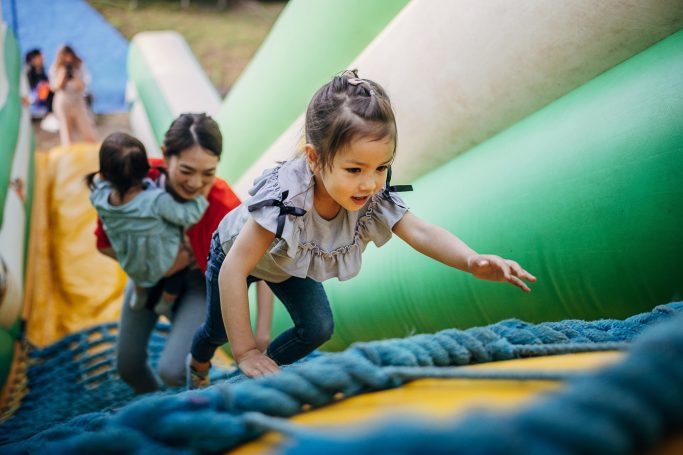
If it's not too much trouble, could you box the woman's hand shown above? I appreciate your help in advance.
[54,66,85,92]
[467,254,537,292]
[236,349,279,377]
[165,241,195,276]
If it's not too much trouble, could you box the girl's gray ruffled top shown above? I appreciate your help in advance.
[90,176,208,287]
[216,156,409,283]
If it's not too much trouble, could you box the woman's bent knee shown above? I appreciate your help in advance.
[158,358,186,387]
[116,357,144,385]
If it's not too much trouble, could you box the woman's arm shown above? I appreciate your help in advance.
[219,218,279,376]
[164,240,195,275]
[393,212,536,292]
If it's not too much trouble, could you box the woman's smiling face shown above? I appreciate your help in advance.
[165,145,218,200]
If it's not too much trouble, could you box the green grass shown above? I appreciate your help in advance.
[90,0,286,96]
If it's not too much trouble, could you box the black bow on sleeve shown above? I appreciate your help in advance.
[247,190,307,239]
[383,166,413,198]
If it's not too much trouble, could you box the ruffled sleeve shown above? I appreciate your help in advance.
[245,158,312,259]
[245,166,283,235]
[360,191,409,248]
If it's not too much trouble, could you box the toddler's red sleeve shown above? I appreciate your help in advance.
[95,217,111,249]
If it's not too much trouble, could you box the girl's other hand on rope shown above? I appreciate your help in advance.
[237,349,279,377]
[467,254,537,292]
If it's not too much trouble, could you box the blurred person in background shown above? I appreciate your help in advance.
[49,45,99,146]
[24,48,53,119]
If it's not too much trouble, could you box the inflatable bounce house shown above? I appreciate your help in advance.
[1,0,682,453]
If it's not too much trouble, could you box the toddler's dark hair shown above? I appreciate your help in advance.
[86,132,150,196]
[305,69,396,171]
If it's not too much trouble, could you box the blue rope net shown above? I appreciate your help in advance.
[1,302,681,453]
[0,322,237,447]
[281,309,683,455]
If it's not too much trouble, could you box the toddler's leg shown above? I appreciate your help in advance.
[153,292,175,318]
[265,277,334,365]
[154,268,188,318]
[129,284,148,311]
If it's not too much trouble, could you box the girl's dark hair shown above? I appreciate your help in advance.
[305,69,396,171]
[86,132,150,196]
[163,113,222,158]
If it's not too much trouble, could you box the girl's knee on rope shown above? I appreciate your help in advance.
[299,317,334,347]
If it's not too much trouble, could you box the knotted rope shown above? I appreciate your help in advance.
[2,302,679,453]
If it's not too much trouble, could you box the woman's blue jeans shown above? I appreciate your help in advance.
[191,233,334,365]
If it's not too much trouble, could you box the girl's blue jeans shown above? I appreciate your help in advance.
[190,232,334,365]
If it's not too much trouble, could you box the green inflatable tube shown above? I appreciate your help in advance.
[215,0,409,183]
[271,30,683,350]
[127,43,175,146]
[0,25,21,228]
[0,327,14,394]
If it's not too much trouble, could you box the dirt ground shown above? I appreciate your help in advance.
[32,112,131,152]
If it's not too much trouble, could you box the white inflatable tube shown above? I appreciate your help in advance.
[0,105,31,329]
[128,31,221,153]
[235,0,683,196]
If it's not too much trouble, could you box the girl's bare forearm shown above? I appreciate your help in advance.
[394,212,477,272]
[415,224,477,271]
[218,263,257,359]
[255,282,274,340]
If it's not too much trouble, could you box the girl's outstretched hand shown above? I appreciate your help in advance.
[467,255,537,292]
[237,349,280,378]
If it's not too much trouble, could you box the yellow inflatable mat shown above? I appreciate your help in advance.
[24,145,126,347]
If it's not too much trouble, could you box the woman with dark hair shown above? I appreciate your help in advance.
[49,45,98,146]
[95,113,270,393]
